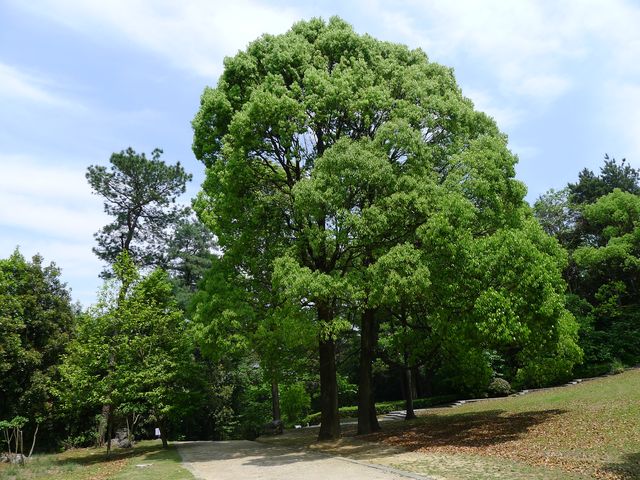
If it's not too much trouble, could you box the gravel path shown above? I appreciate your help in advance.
[176,440,433,480]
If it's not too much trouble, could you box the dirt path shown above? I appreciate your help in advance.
[176,440,433,480]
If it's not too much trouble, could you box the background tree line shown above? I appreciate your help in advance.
[1,17,637,452]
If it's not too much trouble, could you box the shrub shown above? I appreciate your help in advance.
[281,383,311,425]
[487,377,512,397]
[609,358,625,375]
[60,434,94,449]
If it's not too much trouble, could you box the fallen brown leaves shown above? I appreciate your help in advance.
[364,392,638,480]
[86,457,128,480]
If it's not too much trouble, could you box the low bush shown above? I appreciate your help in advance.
[609,358,625,375]
[487,377,512,397]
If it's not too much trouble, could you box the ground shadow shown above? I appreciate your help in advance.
[175,409,567,470]
[363,409,567,451]
[178,440,322,467]
[52,442,164,467]
[256,423,410,461]
[602,452,640,480]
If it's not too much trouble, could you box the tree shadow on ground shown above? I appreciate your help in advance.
[363,409,567,451]
[258,422,411,461]
[52,442,164,467]
[178,441,318,467]
[601,452,640,480]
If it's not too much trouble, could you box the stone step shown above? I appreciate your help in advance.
[383,410,407,420]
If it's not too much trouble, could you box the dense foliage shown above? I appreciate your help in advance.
[534,157,640,375]
[0,250,75,450]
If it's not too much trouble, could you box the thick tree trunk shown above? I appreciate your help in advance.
[160,419,168,448]
[317,303,340,441]
[271,379,281,422]
[402,366,417,420]
[318,338,340,440]
[357,308,380,435]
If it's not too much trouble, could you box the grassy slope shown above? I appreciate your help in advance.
[366,369,640,480]
[259,369,639,480]
[0,440,194,480]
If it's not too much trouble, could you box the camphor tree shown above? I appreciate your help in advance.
[192,17,580,440]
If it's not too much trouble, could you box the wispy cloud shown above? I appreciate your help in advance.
[0,62,81,108]
[12,0,301,78]
[357,0,640,162]
[463,88,524,130]
[605,82,640,161]
[0,234,103,305]
[0,154,107,240]
[0,153,108,305]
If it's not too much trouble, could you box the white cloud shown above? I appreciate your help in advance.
[12,0,301,78]
[340,0,640,106]
[515,75,572,103]
[0,235,103,306]
[0,154,108,305]
[463,87,523,130]
[604,82,640,162]
[0,62,80,108]
[0,154,107,240]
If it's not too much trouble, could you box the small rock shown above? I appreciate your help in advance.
[1,453,27,464]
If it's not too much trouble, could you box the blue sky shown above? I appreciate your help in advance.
[1,0,639,306]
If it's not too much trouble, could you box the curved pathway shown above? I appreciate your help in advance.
[176,440,432,480]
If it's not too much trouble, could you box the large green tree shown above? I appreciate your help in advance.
[193,17,578,440]
[572,190,640,365]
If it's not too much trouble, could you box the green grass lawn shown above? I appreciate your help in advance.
[0,440,194,480]
[261,368,640,480]
[365,368,640,480]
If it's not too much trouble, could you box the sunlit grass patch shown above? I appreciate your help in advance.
[0,440,193,480]
[368,369,640,479]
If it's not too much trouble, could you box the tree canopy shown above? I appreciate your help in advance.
[0,250,75,448]
[86,147,192,271]
[192,16,579,440]
[534,156,640,375]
